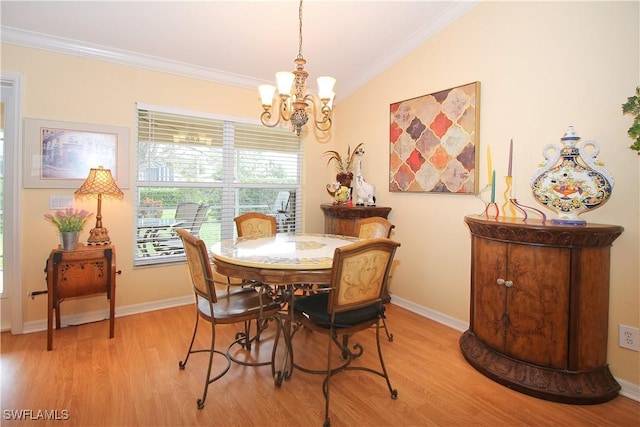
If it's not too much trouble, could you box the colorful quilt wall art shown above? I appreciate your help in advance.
[389,81,480,194]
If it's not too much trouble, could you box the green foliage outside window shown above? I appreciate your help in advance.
[622,86,640,155]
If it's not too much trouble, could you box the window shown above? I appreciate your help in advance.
[134,104,302,266]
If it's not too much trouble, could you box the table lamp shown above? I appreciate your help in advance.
[75,166,124,245]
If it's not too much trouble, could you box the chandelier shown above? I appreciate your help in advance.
[258,0,336,136]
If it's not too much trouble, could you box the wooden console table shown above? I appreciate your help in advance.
[320,204,391,237]
[460,215,623,404]
[46,244,118,350]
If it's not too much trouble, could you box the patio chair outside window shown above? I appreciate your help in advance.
[154,203,209,255]
[268,191,292,232]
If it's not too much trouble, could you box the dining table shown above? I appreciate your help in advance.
[210,232,360,284]
[209,232,362,384]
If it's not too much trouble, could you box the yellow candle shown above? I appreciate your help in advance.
[487,146,492,185]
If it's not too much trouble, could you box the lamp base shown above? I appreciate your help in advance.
[86,227,112,245]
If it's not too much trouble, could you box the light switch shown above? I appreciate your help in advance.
[49,195,74,210]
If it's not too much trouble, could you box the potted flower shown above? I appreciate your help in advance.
[323,143,364,187]
[44,208,94,250]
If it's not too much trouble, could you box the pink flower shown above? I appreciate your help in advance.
[43,208,94,232]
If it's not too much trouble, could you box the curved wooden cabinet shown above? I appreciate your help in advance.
[320,204,391,237]
[460,215,623,404]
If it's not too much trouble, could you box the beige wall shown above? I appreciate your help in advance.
[334,1,639,386]
[2,43,337,326]
[1,1,638,387]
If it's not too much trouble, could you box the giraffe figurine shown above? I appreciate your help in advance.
[354,146,376,206]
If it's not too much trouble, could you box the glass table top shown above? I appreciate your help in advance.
[210,233,360,270]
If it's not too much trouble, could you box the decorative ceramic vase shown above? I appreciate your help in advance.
[336,172,353,188]
[60,231,80,251]
[531,126,614,224]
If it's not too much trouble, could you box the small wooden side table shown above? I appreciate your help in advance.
[320,204,392,237]
[46,244,118,350]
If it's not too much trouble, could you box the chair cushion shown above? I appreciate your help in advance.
[198,288,280,321]
[294,292,381,328]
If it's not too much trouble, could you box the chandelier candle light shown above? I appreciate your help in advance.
[74,166,124,245]
[258,0,336,136]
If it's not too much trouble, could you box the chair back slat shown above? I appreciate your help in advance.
[328,238,399,314]
[355,217,395,239]
[178,228,217,303]
[235,212,277,237]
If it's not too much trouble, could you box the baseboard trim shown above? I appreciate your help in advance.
[388,294,640,403]
[389,294,469,332]
[16,292,640,403]
[21,295,193,334]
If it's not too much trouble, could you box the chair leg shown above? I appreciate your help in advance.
[233,318,270,351]
[324,328,334,427]
[179,306,200,370]
[375,321,397,399]
[270,313,284,385]
[274,310,295,386]
[381,317,394,342]
[228,316,278,368]
[197,318,216,410]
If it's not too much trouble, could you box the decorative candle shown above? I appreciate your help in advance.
[510,139,515,199]
[491,170,496,203]
[508,139,513,177]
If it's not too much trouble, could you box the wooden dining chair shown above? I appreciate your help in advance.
[176,229,282,409]
[288,237,401,427]
[234,212,277,237]
[355,216,396,341]
[232,211,279,348]
[355,216,395,239]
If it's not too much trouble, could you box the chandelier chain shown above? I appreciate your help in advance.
[297,0,303,60]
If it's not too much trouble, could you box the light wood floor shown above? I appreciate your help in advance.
[2,304,639,427]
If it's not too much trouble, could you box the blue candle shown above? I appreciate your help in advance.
[490,170,496,203]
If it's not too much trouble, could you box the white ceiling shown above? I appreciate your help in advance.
[1,1,478,99]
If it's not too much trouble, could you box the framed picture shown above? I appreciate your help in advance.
[389,81,480,194]
[23,118,129,189]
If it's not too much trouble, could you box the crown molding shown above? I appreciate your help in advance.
[2,1,478,98]
[1,26,263,90]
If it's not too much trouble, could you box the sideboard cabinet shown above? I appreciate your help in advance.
[460,215,623,404]
[320,204,391,237]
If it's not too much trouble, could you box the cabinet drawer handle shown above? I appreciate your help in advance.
[496,278,513,287]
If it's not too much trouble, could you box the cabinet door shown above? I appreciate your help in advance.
[471,237,508,352]
[505,243,570,369]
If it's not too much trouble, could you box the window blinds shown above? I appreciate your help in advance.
[134,104,302,266]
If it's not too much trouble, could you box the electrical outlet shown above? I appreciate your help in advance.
[619,324,639,351]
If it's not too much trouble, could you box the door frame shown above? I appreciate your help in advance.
[1,72,24,334]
